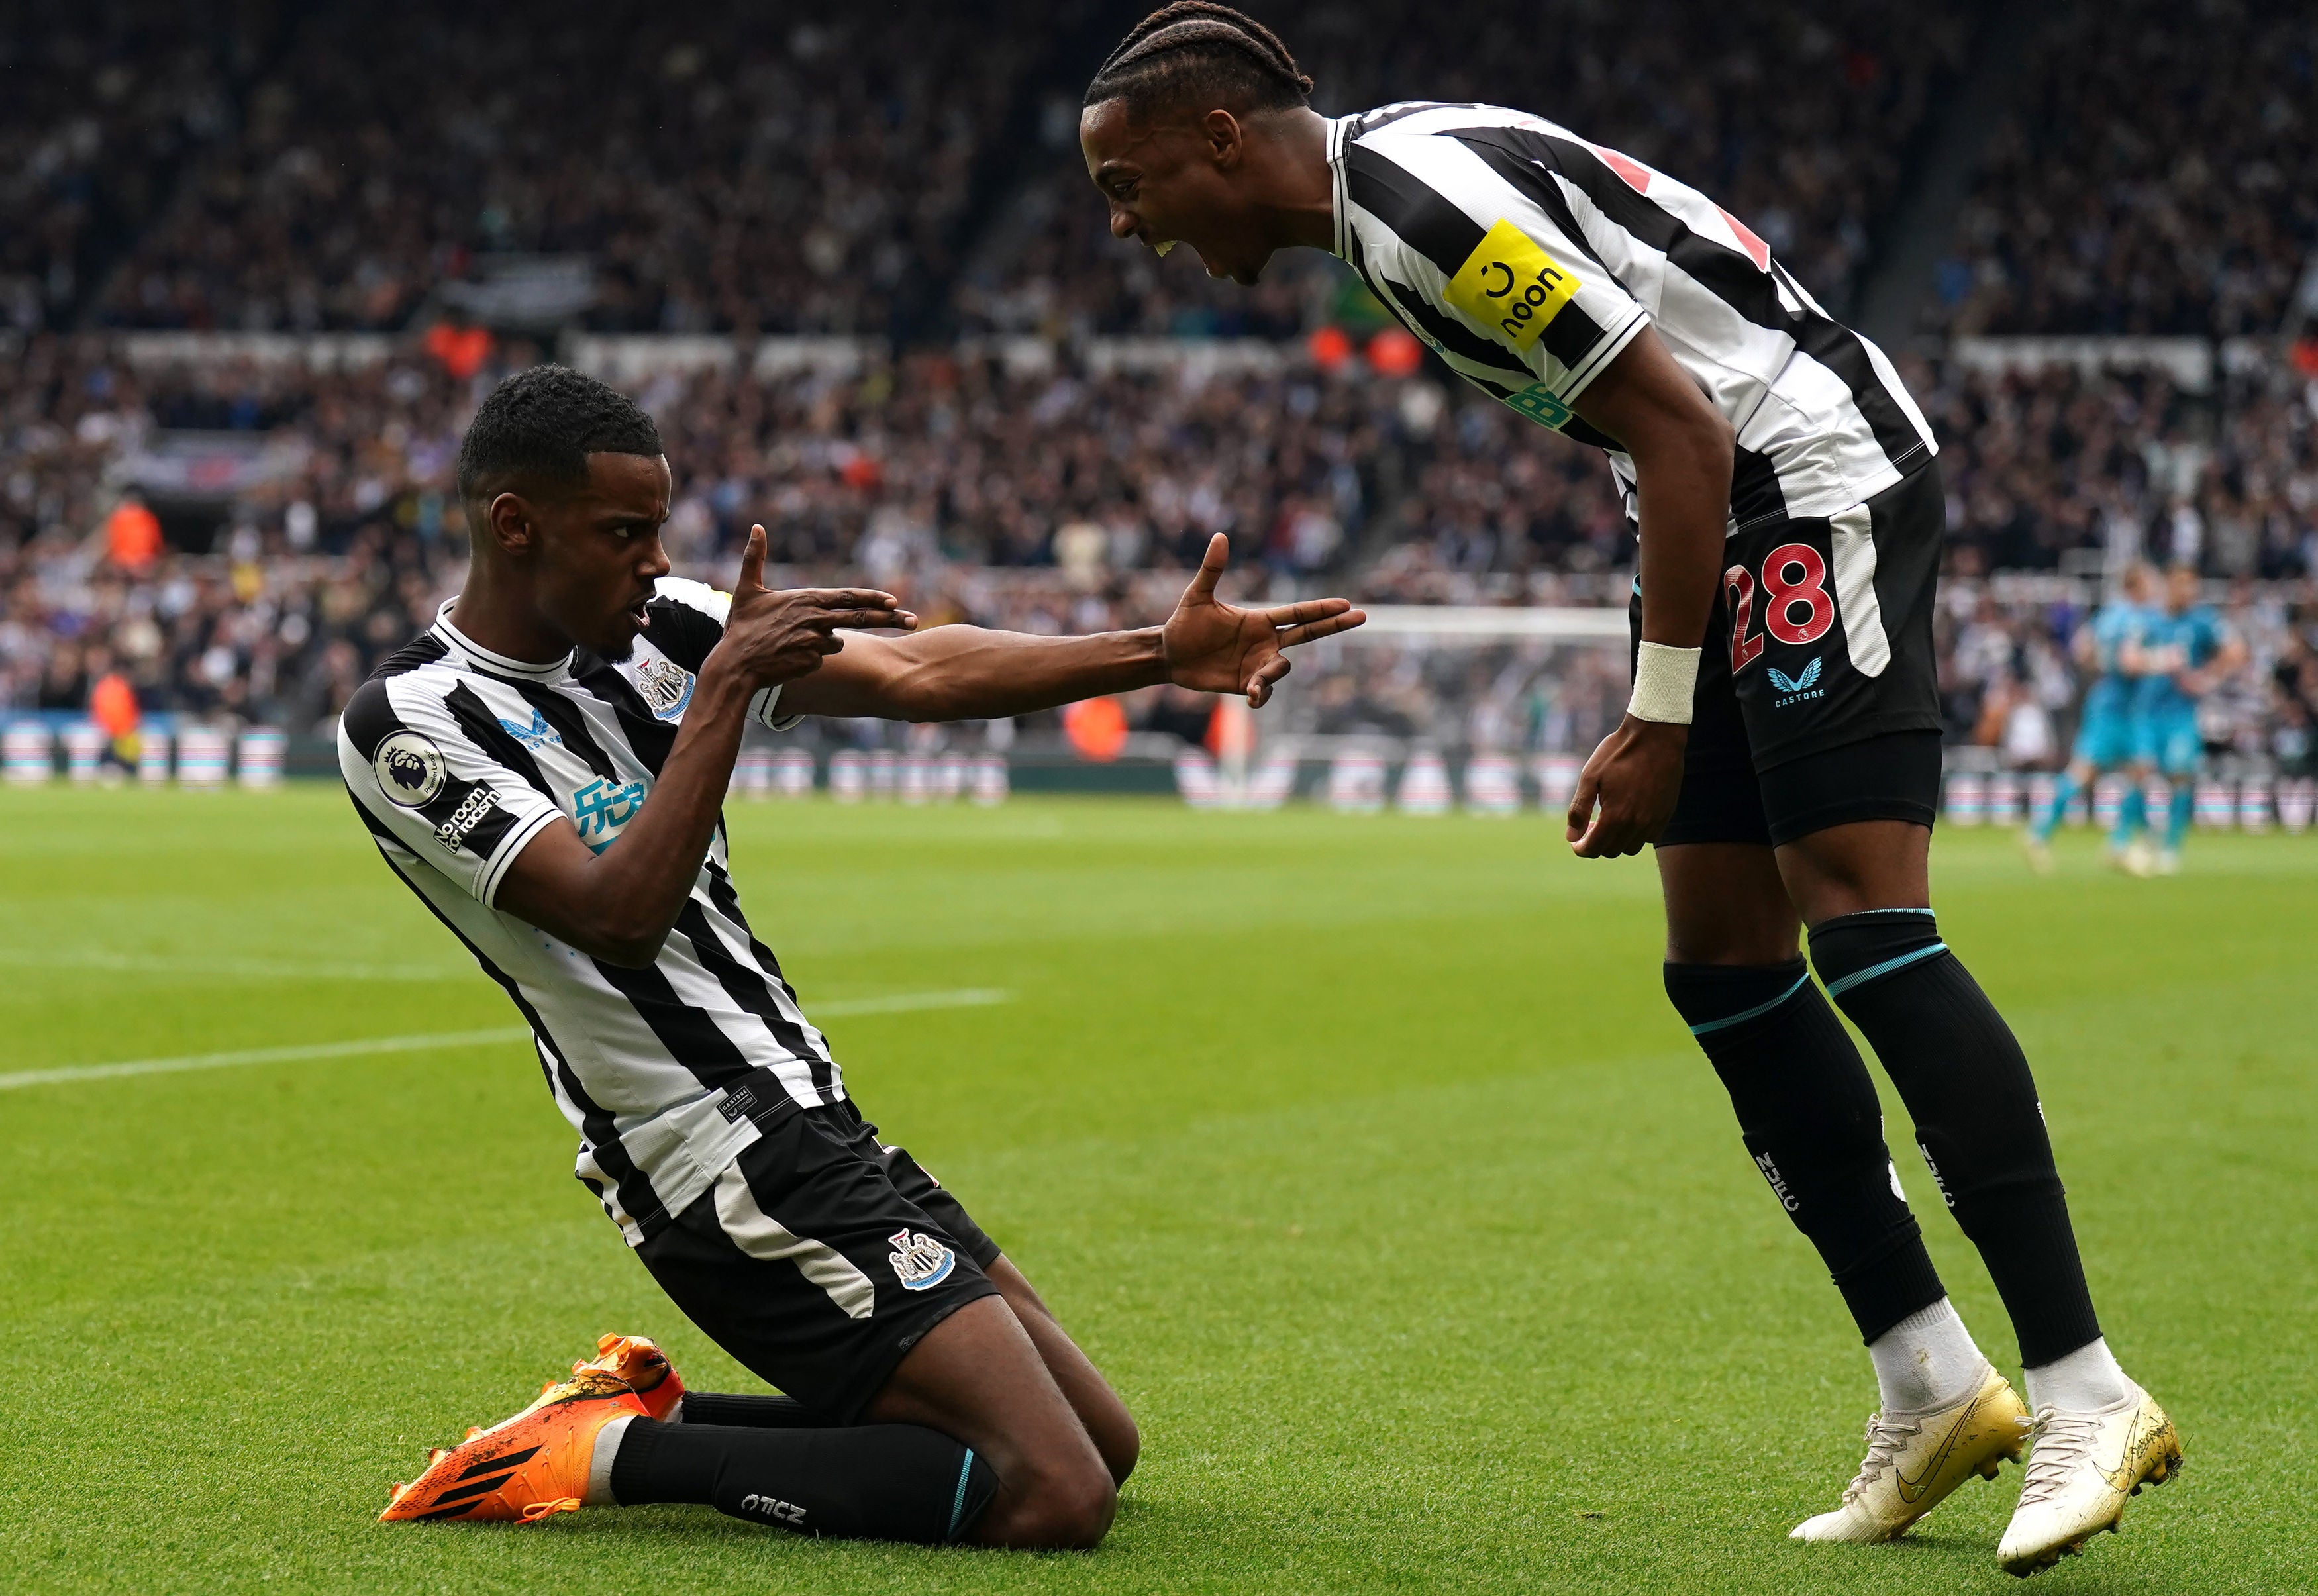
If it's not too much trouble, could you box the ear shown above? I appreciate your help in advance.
[1203,107,1244,169]
[485,491,538,556]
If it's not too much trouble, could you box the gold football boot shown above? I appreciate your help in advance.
[1790,1364,2031,1542]
[1997,1381,2181,1576]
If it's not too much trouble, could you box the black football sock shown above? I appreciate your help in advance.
[673,1391,815,1428]
[1809,909,2101,1367]
[609,1417,999,1543]
[1665,959,1945,1342]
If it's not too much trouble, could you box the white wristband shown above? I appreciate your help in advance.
[1627,642,1700,724]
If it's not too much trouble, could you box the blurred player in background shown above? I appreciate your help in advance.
[344,366,1362,1548]
[1078,4,2180,1574]
[2024,563,2156,873]
[2120,565,2245,875]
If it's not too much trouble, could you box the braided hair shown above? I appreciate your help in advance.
[1082,3,1313,119]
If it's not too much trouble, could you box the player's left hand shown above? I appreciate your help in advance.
[1161,533,1366,705]
[1567,715,1687,858]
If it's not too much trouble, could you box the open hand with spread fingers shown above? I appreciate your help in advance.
[1160,533,1366,705]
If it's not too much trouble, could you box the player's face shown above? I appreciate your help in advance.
[2166,568,2198,613]
[1081,99,1272,285]
[529,452,674,661]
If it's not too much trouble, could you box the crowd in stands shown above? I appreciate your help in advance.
[92,0,1066,337]
[959,0,1968,340]
[1,0,256,335]
[0,335,1414,732]
[7,333,2315,768]
[48,0,1968,344]
[1931,2,2318,338]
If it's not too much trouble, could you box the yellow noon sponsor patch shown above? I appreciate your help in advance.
[1444,219,1581,352]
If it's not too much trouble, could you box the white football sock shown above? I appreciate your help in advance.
[1869,1297,1987,1413]
[586,1411,639,1505]
[2023,1336,2130,1413]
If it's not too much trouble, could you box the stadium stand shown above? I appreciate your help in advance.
[90,0,1072,336]
[1927,1,2318,337]
[5,0,2318,781]
[1,0,268,335]
[956,0,1970,338]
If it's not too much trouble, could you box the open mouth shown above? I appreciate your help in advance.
[625,599,652,629]
[1152,239,1176,258]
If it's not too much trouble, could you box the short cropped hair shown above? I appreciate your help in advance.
[1083,3,1312,121]
[454,364,662,506]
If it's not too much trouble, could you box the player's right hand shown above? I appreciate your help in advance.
[710,523,918,689]
[1567,715,1686,858]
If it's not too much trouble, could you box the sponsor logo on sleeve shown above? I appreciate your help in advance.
[887,1229,957,1291]
[1503,382,1575,430]
[634,656,697,722]
[373,731,446,807]
[1445,219,1581,352]
[432,783,502,852]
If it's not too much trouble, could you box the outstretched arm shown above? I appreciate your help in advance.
[778,533,1364,722]
[495,528,913,965]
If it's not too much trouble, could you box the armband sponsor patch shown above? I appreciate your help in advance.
[1445,219,1581,352]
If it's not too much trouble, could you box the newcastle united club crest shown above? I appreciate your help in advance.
[634,656,696,721]
[887,1229,956,1291]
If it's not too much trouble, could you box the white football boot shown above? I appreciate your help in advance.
[1997,1380,2181,1576]
[1790,1363,2031,1543]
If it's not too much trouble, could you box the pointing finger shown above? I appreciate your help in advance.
[1256,596,1352,626]
[1276,609,1367,648]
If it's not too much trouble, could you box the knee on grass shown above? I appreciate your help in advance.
[987,1460,1118,1550]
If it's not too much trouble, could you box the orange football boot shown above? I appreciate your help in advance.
[379,1367,646,1523]
[574,1334,686,1422]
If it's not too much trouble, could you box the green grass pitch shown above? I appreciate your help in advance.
[3,785,2312,1593]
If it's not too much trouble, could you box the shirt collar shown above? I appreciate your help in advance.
[1325,115,1350,261]
[431,599,575,681]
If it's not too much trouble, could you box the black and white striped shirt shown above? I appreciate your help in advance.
[338,580,831,1246]
[1328,104,1937,534]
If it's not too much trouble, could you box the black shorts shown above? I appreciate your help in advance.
[634,1098,1003,1424]
[1629,462,1946,848]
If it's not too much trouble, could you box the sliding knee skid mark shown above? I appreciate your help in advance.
[1664,959,1944,1341]
[1809,911,2101,1366]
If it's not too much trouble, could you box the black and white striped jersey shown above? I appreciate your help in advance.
[1327,104,1937,534]
[338,579,832,1247]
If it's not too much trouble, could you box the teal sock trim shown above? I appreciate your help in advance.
[1688,971,1813,1036]
[946,1449,976,1540]
[1825,942,1948,999]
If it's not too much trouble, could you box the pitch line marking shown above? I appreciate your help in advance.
[0,989,1013,1091]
